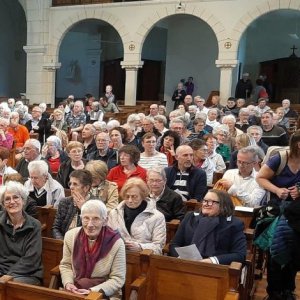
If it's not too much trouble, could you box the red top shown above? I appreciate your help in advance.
[107,165,147,191]
[48,156,61,173]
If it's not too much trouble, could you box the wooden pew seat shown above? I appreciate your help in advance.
[130,254,241,300]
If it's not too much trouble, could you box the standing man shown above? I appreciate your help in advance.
[235,73,253,100]
[165,145,207,201]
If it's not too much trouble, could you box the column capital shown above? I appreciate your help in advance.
[215,59,238,69]
[23,45,47,54]
[43,62,61,71]
[121,61,144,70]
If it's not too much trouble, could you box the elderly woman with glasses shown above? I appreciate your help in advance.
[0,181,43,285]
[108,177,166,254]
[60,200,125,298]
[52,169,93,240]
[24,160,65,207]
[41,135,68,173]
[57,141,86,188]
[170,189,246,265]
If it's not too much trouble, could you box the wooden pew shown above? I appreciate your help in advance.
[0,275,103,300]
[37,206,57,238]
[42,237,63,288]
[49,249,152,300]
[130,254,241,300]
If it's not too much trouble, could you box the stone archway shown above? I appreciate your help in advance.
[49,10,129,61]
[231,0,300,53]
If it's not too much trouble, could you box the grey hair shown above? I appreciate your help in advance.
[282,99,290,105]
[195,112,207,120]
[74,100,84,110]
[28,160,49,176]
[247,125,263,135]
[93,121,107,132]
[0,181,29,205]
[39,103,47,112]
[213,124,229,135]
[81,199,107,220]
[0,118,9,126]
[15,100,23,108]
[222,114,236,123]
[106,119,120,131]
[46,135,62,150]
[143,116,154,124]
[208,108,218,115]
[239,108,250,115]
[25,139,41,152]
[147,166,167,181]
[170,117,186,129]
[127,113,139,124]
[154,115,167,126]
[238,146,259,162]
[188,105,197,112]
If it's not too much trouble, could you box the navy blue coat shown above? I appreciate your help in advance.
[170,212,247,265]
[165,165,207,201]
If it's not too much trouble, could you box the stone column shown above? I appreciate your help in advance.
[120,61,144,106]
[23,0,52,105]
[215,60,238,105]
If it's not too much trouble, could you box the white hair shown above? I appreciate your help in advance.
[25,138,41,152]
[0,181,29,205]
[222,114,236,124]
[39,103,47,112]
[81,199,107,220]
[15,101,24,109]
[28,160,49,176]
[46,135,62,150]
[106,119,120,131]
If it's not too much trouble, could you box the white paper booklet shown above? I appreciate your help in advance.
[175,244,203,261]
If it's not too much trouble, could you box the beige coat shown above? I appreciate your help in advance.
[107,199,166,254]
[88,180,119,212]
[59,226,126,299]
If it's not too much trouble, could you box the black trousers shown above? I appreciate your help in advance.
[267,252,297,294]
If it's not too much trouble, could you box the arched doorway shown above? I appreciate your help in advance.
[55,19,124,103]
[0,0,26,97]
[141,14,219,107]
[236,9,300,103]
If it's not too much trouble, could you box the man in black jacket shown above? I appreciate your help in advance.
[147,167,185,222]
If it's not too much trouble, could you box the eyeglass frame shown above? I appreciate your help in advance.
[202,199,220,206]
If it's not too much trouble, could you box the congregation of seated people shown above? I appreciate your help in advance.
[0,92,299,300]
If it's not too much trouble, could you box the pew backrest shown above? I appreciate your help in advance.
[42,237,63,287]
[131,254,241,300]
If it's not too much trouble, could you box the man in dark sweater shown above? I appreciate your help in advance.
[261,111,288,147]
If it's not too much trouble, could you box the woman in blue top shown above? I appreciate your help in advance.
[257,130,300,299]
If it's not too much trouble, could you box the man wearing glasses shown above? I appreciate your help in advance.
[219,146,265,207]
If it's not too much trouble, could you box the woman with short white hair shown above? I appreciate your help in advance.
[0,181,43,285]
[60,199,125,298]
[222,114,243,138]
[24,160,65,207]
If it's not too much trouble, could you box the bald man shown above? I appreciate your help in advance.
[164,145,207,201]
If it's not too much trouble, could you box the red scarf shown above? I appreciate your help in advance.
[160,146,175,166]
[73,226,120,289]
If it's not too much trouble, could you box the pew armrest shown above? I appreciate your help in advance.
[129,276,147,300]
[0,275,13,283]
[85,291,104,300]
[49,265,61,289]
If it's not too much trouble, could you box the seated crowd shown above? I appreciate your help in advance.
[0,93,299,300]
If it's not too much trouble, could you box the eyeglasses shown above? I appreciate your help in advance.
[148,179,164,184]
[4,195,22,204]
[237,160,254,166]
[144,140,156,144]
[82,216,102,225]
[32,110,41,113]
[202,199,220,206]
[96,139,109,143]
